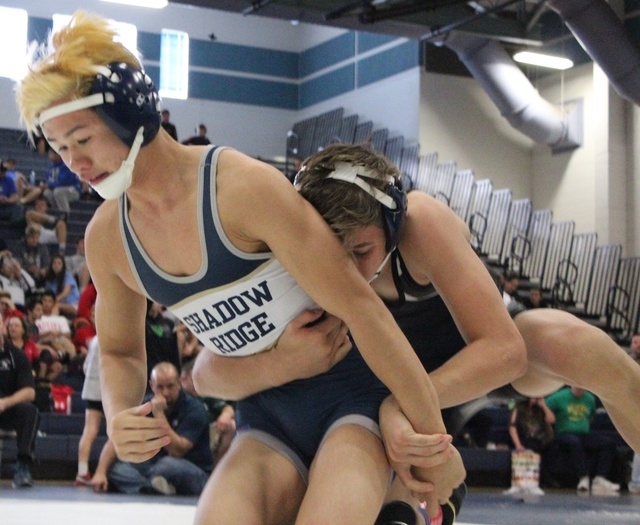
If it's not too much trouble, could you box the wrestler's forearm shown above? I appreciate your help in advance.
[348,303,446,434]
[192,347,284,400]
[100,351,147,431]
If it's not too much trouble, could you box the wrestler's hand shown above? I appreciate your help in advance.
[273,309,352,383]
[379,396,455,494]
[414,445,466,513]
[110,401,170,462]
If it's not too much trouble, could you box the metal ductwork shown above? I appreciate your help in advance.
[547,0,640,107]
[437,31,582,152]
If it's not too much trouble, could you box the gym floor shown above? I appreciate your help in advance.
[1,482,640,525]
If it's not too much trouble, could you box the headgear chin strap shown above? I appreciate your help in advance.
[91,126,144,200]
[368,251,393,284]
[326,162,407,254]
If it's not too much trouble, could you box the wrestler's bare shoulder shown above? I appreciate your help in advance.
[406,191,469,239]
[84,200,123,261]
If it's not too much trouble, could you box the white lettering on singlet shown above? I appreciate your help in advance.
[170,258,316,357]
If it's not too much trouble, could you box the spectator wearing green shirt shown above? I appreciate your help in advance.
[545,386,620,495]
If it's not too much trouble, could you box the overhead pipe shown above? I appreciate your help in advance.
[437,31,582,152]
[547,0,640,106]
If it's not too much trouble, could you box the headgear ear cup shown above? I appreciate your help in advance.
[381,176,407,253]
[325,163,407,253]
[91,62,161,147]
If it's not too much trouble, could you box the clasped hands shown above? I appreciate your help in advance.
[380,396,466,516]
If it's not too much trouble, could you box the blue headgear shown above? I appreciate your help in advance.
[38,62,161,148]
[325,162,407,253]
[37,62,162,200]
[91,62,161,147]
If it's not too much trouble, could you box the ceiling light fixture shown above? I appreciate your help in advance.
[513,51,573,70]
[100,0,168,8]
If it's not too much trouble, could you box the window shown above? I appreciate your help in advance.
[160,29,189,100]
[52,15,138,58]
[0,7,28,80]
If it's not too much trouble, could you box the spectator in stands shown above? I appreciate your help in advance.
[5,310,63,392]
[75,336,103,487]
[14,223,50,287]
[1,158,25,184]
[176,321,202,362]
[92,362,213,496]
[2,158,43,206]
[43,254,79,318]
[545,386,620,495]
[500,270,524,308]
[180,356,235,466]
[24,296,42,343]
[509,397,554,453]
[2,158,26,198]
[0,310,39,488]
[0,254,35,307]
[0,161,26,230]
[181,123,210,146]
[65,236,89,291]
[145,300,181,391]
[0,291,25,320]
[24,296,63,409]
[523,287,550,309]
[504,396,553,497]
[25,196,67,254]
[628,333,640,366]
[41,149,81,213]
[6,314,38,368]
[35,290,76,361]
[73,283,97,357]
[160,110,178,141]
[33,134,50,155]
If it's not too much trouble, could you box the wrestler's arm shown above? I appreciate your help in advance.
[194,309,352,399]
[379,193,526,488]
[403,192,527,408]
[216,150,445,436]
[85,206,170,462]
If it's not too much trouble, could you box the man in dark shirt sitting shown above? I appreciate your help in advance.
[91,362,213,495]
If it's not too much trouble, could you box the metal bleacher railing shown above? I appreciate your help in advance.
[286,107,640,343]
[0,128,50,177]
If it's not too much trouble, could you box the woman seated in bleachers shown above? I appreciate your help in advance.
[43,254,79,319]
